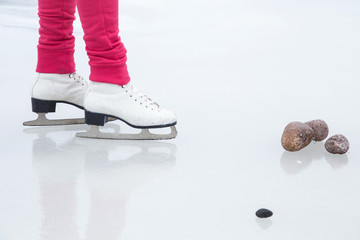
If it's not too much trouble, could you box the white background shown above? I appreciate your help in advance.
[0,0,360,239]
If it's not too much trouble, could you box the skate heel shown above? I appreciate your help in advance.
[85,110,109,126]
[31,98,56,113]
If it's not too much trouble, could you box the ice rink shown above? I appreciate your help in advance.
[1,0,360,239]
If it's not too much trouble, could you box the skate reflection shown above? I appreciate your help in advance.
[25,125,177,240]
[280,142,348,174]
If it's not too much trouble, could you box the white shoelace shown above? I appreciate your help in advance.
[122,82,160,110]
[69,73,87,86]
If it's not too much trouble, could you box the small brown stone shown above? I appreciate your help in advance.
[281,122,315,152]
[325,134,349,154]
[305,119,329,141]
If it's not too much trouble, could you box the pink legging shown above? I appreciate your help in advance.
[36,0,130,85]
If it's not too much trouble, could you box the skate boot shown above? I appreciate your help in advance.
[76,81,177,140]
[23,73,88,126]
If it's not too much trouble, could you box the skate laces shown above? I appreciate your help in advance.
[69,73,87,86]
[123,82,160,110]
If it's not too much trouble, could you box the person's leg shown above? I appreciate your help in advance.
[33,0,85,109]
[24,0,88,126]
[76,0,130,85]
[37,0,76,73]
[74,0,176,139]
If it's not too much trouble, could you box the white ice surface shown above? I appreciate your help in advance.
[1,0,360,239]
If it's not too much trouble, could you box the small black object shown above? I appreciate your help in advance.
[256,208,273,218]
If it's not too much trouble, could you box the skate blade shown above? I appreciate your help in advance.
[76,125,177,140]
[23,113,85,126]
[23,114,117,126]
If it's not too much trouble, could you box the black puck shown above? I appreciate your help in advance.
[256,208,273,218]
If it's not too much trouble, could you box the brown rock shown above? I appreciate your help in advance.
[281,122,315,152]
[305,119,329,141]
[325,134,349,154]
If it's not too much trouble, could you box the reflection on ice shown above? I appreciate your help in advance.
[324,152,349,170]
[280,142,349,174]
[280,142,324,175]
[255,217,273,230]
[25,125,176,240]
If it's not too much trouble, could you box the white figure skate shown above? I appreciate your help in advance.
[23,73,88,126]
[76,81,177,140]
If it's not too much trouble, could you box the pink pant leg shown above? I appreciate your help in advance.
[37,0,76,74]
[76,0,130,85]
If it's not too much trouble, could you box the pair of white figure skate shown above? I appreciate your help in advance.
[23,73,177,140]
